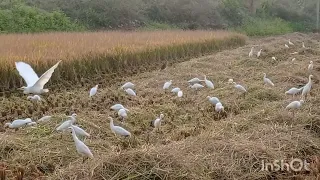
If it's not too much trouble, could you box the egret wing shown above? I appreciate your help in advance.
[15,62,39,87]
[33,60,61,89]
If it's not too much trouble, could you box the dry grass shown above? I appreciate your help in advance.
[1,32,320,179]
[0,30,245,92]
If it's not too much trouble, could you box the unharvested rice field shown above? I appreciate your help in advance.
[1,32,320,179]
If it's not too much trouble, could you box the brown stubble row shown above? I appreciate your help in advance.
[0,31,246,93]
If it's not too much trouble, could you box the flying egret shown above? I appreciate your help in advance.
[171,87,180,93]
[301,75,313,100]
[27,95,41,102]
[150,114,164,131]
[257,49,262,58]
[302,42,306,48]
[69,126,93,161]
[188,78,202,84]
[288,39,294,45]
[189,83,204,91]
[285,44,289,48]
[207,96,220,106]
[125,88,136,96]
[163,80,172,90]
[89,85,98,97]
[308,61,313,72]
[204,75,214,89]
[263,73,274,87]
[108,117,131,137]
[4,118,32,130]
[286,100,303,117]
[110,104,126,111]
[37,115,52,123]
[118,108,129,121]
[56,113,77,132]
[249,47,254,57]
[285,87,304,98]
[215,102,224,113]
[177,90,183,97]
[272,57,276,61]
[121,82,134,90]
[15,60,61,94]
[70,125,90,138]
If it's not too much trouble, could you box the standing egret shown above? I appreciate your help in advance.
[171,87,180,93]
[15,60,61,94]
[89,85,98,97]
[286,100,304,117]
[302,42,306,48]
[204,75,214,89]
[150,114,164,131]
[4,118,32,131]
[272,57,276,61]
[257,49,262,58]
[232,82,247,97]
[37,115,52,123]
[288,39,294,45]
[69,126,93,161]
[285,44,289,48]
[190,83,204,91]
[285,87,304,98]
[249,47,254,57]
[163,80,172,90]
[27,95,41,102]
[207,96,220,106]
[215,102,224,113]
[125,88,136,96]
[188,78,202,84]
[121,82,134,90]
[263,73,274,87]
[70,125,90,138]
[301,75,313,100]
[177,90,183,97]
[110,104,126,111]
[118,108,129,121]
[308,61,313,72]
[56,113,77,132]
[108,117,131,137]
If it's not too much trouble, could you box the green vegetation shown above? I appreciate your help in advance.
[0,0,318,35]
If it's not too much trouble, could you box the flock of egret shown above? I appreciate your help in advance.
[3,38,315,161]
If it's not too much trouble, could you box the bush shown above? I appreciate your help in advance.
[236,17,293,36]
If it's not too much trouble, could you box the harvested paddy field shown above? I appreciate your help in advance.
[0,32,320,179]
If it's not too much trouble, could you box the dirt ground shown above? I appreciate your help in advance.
[1,32,320,179]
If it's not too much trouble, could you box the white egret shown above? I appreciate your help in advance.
[70,125,90,138]
[301,75,313,100]
[272,57,276,61]
[163,80,172,90]
[263,73,274,87]
[37,115,52,123]
[286,100,304,117]
[89,85,98,97]
[118,108,129,121]
[125,88,136,96]
[108,117,131,137]
[308,61,313,72]
[232,82,247,97]
[285,44,289,48]
[215,102,224,113]
[171,87,180,93]
[188,78,202,84]
[150,114,164,131]
[257,49,262,58]
[110,104,126,111]
[177,90,183,97]
[288,39,294,45]
[249,47,254,57]
[121,82,134,90]
[204,75,214,89]
[27,122,37,126]
[189,83,204,91]
[4,118,32,130]
[15,60,61,94]
[285,87,304,98]
[207,96,220,106]
[56,113,77,132]
[27,95,41,102]
[69,126,93,160]
[302,42,306,48]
